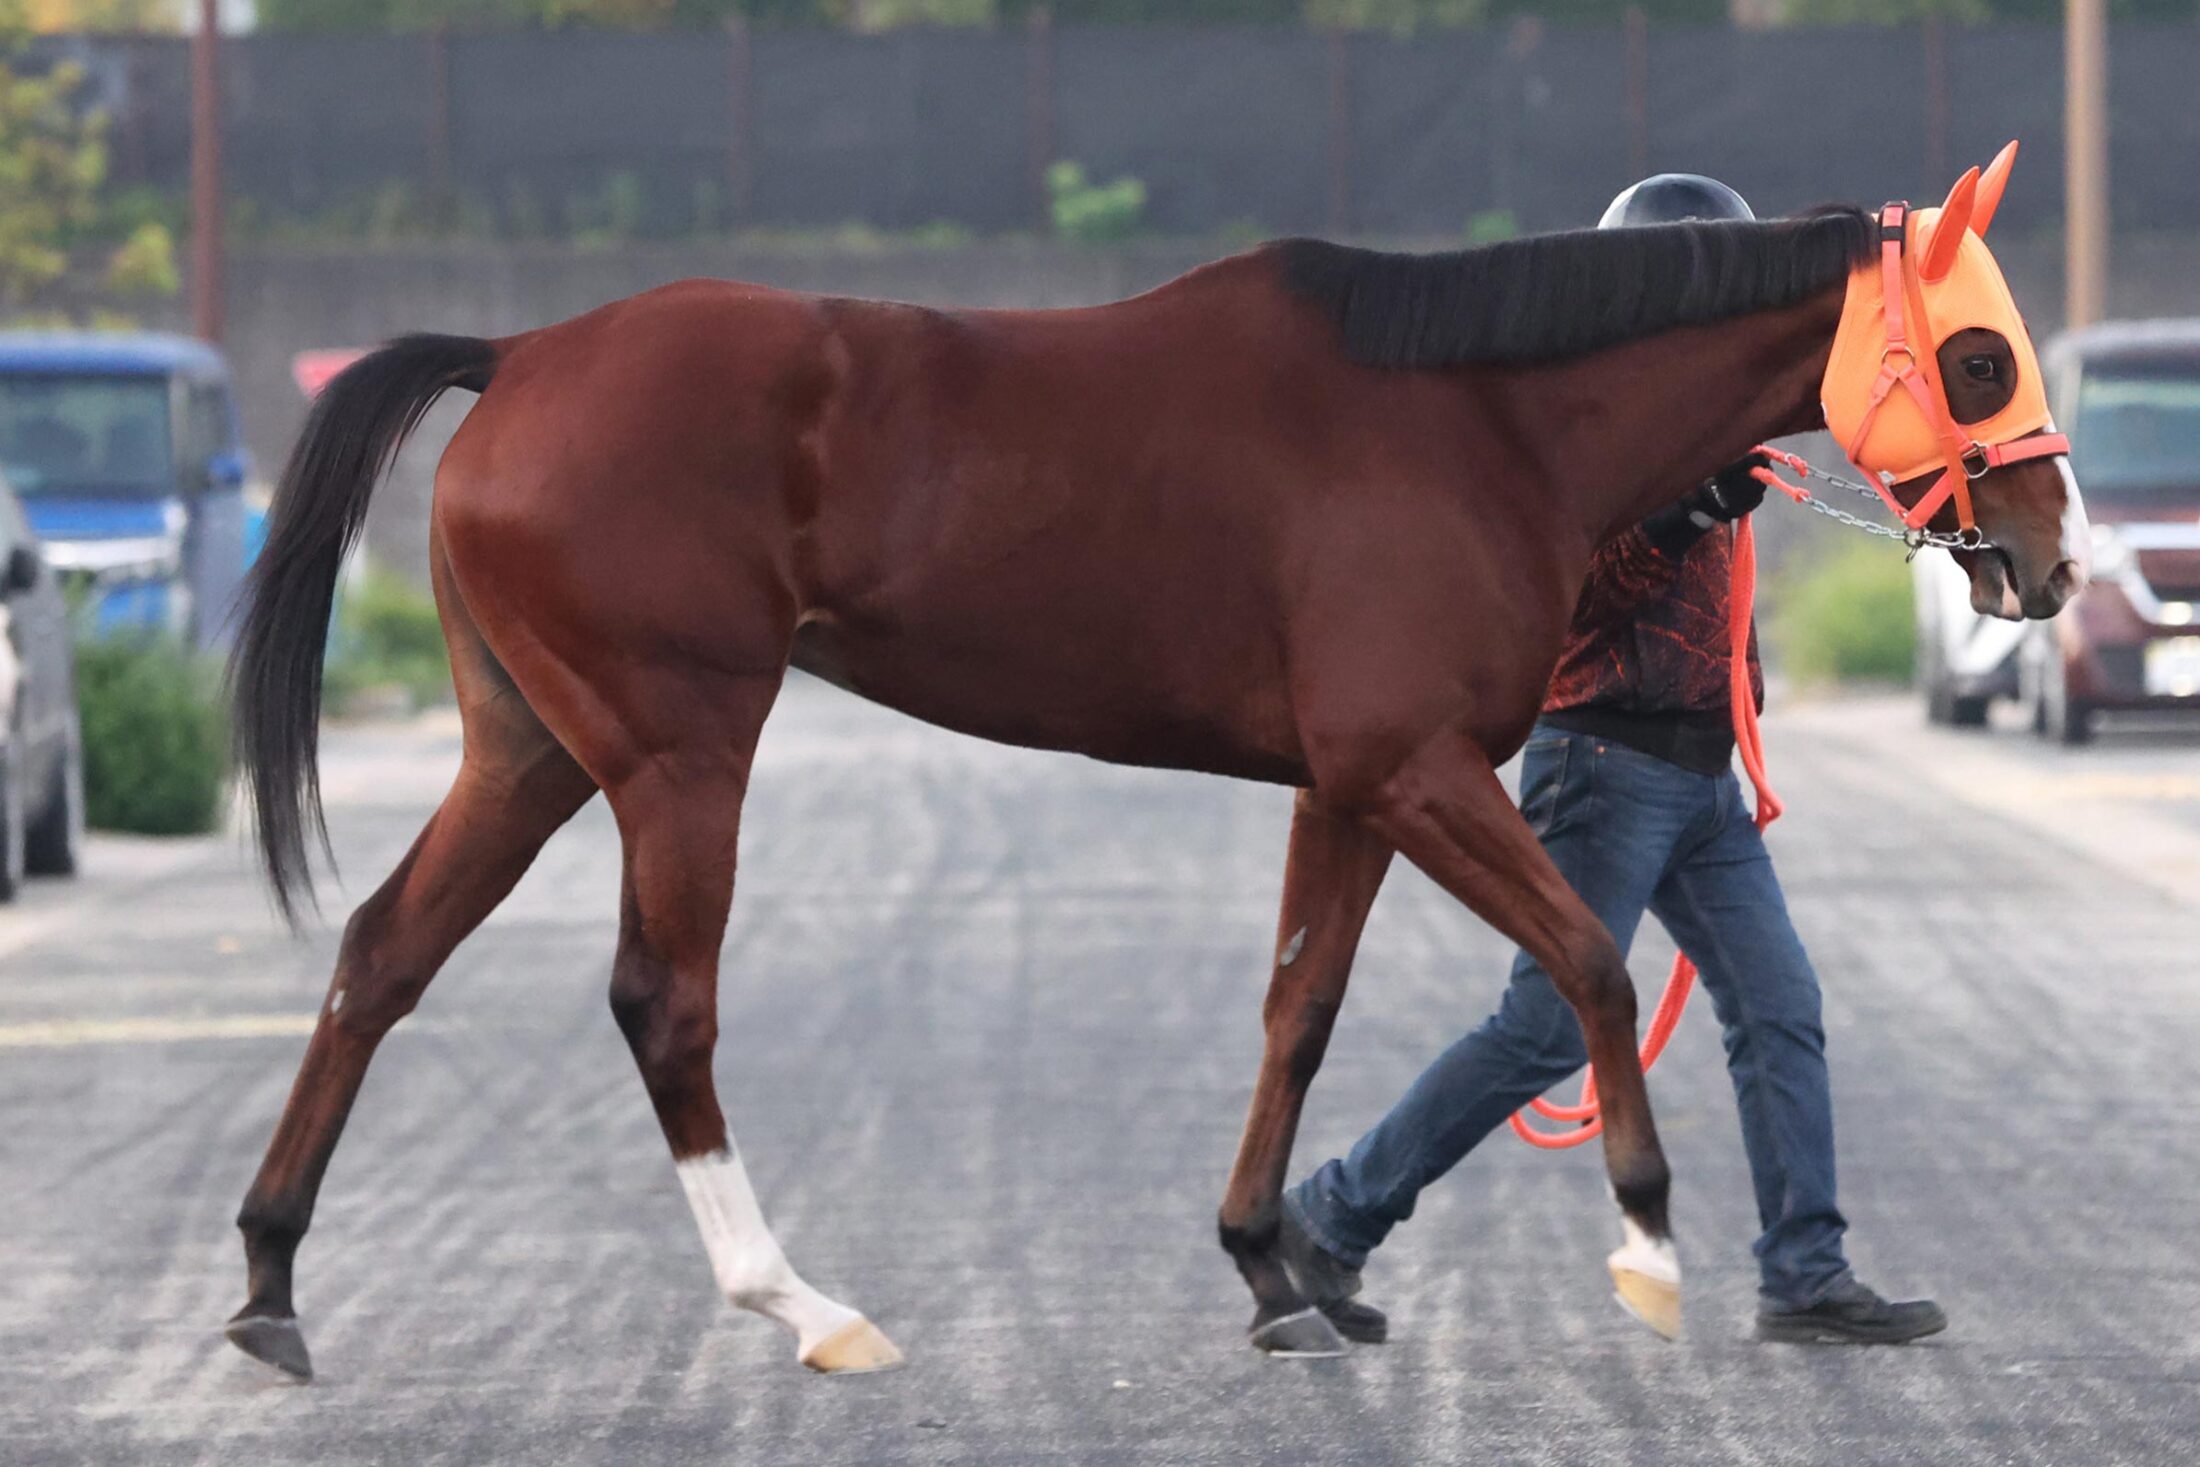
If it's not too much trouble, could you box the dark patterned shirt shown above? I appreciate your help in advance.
[1539,521,1764,775]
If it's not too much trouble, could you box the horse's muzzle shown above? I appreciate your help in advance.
[1970,549,2085,621]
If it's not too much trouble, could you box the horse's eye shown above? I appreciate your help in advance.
[1963,355,1999,382]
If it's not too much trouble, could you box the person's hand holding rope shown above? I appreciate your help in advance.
[1645,450,1772,553]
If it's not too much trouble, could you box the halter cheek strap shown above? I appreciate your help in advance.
[1839,202,2069,535]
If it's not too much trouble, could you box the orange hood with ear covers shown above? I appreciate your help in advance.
[1822,180,2052,486]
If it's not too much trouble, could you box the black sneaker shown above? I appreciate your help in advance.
[1756,1276,1947,1345]
[1278,1207,1388,1345]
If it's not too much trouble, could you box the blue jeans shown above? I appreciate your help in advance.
[1288,724,1851,1309]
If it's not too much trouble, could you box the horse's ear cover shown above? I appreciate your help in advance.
[1971,140,2019,238]
[1821,153,2053,484]
[1920,166,1980,283]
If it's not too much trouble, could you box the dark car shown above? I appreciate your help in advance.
[1,476,82,899]
[1915,318,2200,742]
[2023,322,2200,743]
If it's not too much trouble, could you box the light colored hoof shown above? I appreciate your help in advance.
[1609,1262,1683,1341]
[1607,1218,1682,1341]
[800,1317,905,1375]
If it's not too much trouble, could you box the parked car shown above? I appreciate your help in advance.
[0,333,256,650]
[0,477,82,899]
[1915,318,2200,742]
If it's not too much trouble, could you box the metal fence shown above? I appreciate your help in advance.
[42,21,2200,238]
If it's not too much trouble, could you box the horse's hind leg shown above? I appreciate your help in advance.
[1219,790,1392,1357]
[603,678,902,1375]
[227,553,597,1380]
[1364,727,1681,1339]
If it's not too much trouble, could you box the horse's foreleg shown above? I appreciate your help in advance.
[227,729,596,1380]
[1220,791,1392,1356]
[1366,727,1681,1338]
[606,729,901,1376]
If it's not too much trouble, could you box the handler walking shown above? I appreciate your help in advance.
[1280,175,1946,1347]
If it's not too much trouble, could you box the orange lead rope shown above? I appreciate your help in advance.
[1509,516,1781,1149]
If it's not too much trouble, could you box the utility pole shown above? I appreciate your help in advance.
[2065,0,2108,329]
[190,0,225,344]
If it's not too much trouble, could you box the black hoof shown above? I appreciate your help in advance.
[226,1313,313,1381]
[1249,1306,1347,1359]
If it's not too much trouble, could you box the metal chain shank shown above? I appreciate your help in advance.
[1763,454,1993,559]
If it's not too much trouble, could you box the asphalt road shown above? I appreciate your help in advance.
[3,681,2197,1466]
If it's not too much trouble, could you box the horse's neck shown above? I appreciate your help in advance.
[1515,284,1847,545]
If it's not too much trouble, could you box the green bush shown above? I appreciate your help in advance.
[569,171,649,249]
[1047,161,1147,243]
[1770,537,1916,685]
[1466,208,1519,244]
[324,565,451,715]
[75,636,231,836]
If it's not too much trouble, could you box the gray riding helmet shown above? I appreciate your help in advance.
[1597,173,1755,229]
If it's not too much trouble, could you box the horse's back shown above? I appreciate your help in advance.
[425,259,1408,786]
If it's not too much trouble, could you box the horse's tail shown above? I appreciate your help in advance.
[232,333,499,927]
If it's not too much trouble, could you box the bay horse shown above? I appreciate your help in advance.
[225,162,2085,1380]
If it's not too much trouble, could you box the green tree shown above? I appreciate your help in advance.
[840,0,991,25]
[1306,0,1485,30]
[0,69,171,316]
[258,0,850,30]
[0,3,177,313]
[1488,0,1726,18]
[25,0,178,30]
[0,62,100,303]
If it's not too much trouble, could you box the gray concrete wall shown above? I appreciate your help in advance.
[129,231,2200,587]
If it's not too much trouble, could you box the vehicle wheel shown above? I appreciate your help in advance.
[1929,679,1991,728]
[2032,644,2095,747]
[25,707,83,877]
[1919,625,1954,725]
[1919,632,1991,728]
[0,733,25,903]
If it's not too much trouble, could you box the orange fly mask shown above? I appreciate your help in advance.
[1820,142,2068,542]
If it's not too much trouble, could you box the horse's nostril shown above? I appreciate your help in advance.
[2024,559,2086,620]
[2048,558,2086,600]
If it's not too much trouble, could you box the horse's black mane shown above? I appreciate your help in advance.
[1273,209,1876,370]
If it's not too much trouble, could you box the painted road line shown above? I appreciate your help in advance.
[0,1012,321,1049]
